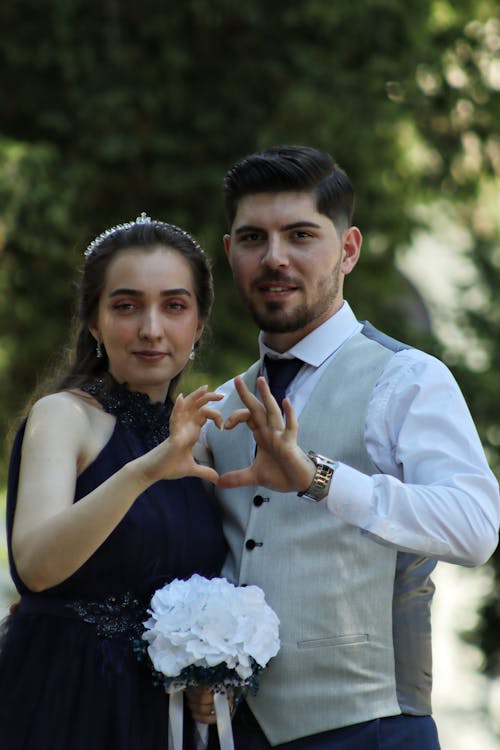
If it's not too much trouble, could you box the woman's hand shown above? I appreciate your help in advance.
[185,685,218,725]
[185,685,234,725]
[11,387,223,592]
[218,376,315,493]
[137,386,223,486]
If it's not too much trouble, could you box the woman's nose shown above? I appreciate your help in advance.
[139,308,163,339]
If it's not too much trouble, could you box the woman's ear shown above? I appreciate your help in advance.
[194,322,204,343]
[223,234,231,262]
[88,324,99,342]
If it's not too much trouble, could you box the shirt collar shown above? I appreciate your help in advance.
[258,301,361,368]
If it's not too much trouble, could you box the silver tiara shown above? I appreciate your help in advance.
[84,212,204,257]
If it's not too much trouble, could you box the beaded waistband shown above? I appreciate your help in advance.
[18,592,147,639]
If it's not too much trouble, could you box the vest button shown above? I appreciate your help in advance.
[253,495,264,507]
[245,539,257,550]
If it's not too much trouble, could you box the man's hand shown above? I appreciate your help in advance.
[218,376,315,493]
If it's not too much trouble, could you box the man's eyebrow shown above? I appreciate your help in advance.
[281,221,322,231]
[234,224,263,236]
[108,287,192,297]
[235,220,321,235]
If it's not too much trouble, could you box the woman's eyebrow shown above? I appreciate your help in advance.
[108,287,193,297]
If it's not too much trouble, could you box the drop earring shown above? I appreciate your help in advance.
[189,347,195,361]
[96,340,103,358]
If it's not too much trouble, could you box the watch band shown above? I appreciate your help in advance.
[298,450,338,502]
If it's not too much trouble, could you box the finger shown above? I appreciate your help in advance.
[256,377,284,426]
[181,386,222,407]
[185,688,218,724]
[234,376,263,410]
[282,397,299,436]
[223,408,251,430]
[233,377,267,425]
[186,384,208,399]
[192,464,220,485]
[189,711,217,725]
[185,685,215,706]
[256,376,280,409]
[194,390,224,407]
[199,407,225,430]
[218,467,258,489]
[168,394,184,426]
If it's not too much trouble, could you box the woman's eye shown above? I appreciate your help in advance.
[113,302,137,311]
[166,301,187,311]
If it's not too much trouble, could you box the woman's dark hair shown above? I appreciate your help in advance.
[224,145,355,234]
[57,217,213,401]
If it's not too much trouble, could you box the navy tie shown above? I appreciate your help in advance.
[264,355,303,410]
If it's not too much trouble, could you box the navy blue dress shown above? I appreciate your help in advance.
[0,382,226,749]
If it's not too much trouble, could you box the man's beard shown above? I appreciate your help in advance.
[240,264,341,334]
[249,301,321,333]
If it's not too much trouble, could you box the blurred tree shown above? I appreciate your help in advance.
[0,0,499,667]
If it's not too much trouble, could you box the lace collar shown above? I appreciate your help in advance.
[82,375,172,450]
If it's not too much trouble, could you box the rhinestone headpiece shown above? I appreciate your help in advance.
[84,212,204,258]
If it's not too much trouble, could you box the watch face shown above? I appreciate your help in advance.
[299,451,337,501]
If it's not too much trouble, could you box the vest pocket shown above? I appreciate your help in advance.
[297,633,369,649]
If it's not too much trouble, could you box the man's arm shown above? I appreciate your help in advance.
[326,350,500,566]
[220,359,500,567]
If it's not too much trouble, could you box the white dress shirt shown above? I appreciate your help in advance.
[204,301,500,567]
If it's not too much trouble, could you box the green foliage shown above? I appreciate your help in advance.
[0,0,499,668]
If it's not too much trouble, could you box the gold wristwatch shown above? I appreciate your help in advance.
[298,450,338,502]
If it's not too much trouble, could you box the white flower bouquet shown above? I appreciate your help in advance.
[140,574,280,750]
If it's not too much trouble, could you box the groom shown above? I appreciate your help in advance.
[196,145,500,749]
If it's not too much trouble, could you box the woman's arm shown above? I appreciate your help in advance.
[12,387,222,592]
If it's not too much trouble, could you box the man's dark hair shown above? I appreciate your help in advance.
[223,145,355,232]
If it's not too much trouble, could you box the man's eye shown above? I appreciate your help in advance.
[240,233,261,242]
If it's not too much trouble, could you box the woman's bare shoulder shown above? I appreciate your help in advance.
[28,390,103,426]
[26,390,116,474]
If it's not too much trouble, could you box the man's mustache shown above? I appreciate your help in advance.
[252,271,302,288]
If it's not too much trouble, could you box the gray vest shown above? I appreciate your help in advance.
[205,328,433,745]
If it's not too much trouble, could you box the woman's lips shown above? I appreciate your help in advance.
[133,351,167,361]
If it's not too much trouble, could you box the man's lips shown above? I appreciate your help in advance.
[256,281,300,298]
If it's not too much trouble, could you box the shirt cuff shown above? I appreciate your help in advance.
[325,462,375,526]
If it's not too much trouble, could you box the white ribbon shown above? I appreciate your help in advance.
[214,689,234,750]
[167,687,234,750]
[168,689,184,750]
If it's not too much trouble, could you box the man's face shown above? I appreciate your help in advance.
[224,191,361,351]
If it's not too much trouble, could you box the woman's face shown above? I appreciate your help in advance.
[90,245,204,402]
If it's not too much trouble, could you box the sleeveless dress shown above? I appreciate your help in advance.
[0,380,227,749]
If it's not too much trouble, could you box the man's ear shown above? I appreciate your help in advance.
[223,234,231,263]
[341,227,362,275]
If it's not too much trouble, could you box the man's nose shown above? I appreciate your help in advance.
[262,235,289,268]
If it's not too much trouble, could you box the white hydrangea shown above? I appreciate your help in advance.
[143,575,280,683]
